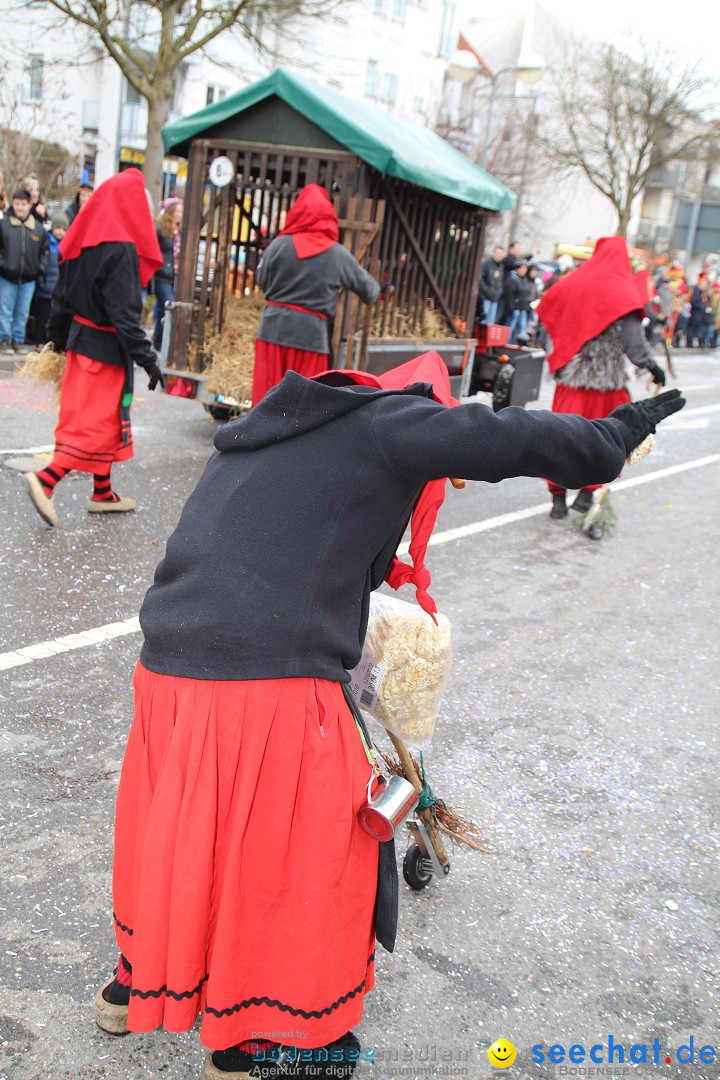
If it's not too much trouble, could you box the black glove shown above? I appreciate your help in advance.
[146,362,165,392]
[609,389,685,447]
[646,360,666,386]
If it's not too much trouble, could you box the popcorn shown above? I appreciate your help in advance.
[354,592,452,746]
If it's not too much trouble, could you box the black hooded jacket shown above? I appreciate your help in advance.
[138,371,634,683]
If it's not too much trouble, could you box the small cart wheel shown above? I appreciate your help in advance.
[403,844,434,890]
[492,363,515,411]
[203,402,234,422]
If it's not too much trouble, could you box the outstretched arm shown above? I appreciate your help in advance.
[373,391,683,491]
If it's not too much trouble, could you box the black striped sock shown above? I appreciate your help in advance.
[36,463,69,495]
[92,472,120,502]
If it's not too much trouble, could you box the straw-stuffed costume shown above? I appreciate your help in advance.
[537,236,666,516]
[251,184,380,404]
[103,352,681,1074]
[23,169,162,527]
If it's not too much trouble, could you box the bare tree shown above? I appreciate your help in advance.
[0,73,81,204]
[43,0,344,204]
[540,40,718,236]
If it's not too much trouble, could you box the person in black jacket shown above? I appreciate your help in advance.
[32,212,68,347]
[477,245,505,324]
[92,351,683,1079]
[503,260,531,343]
[23,169,164,528]
[65,181,94,224]
[22,175,49,226]
[151,197,183,352]
[0,188,50,351]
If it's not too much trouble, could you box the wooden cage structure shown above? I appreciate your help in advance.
[163,71,514,377]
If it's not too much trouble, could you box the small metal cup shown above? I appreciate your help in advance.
[358,773,419,842]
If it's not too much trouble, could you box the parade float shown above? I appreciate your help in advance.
[159,68,545,417]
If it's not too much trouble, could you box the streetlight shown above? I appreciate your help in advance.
[478,54,545,170]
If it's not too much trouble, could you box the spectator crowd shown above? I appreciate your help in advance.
[0,170,183,356]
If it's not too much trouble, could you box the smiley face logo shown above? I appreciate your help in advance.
[488,1039,516,1068]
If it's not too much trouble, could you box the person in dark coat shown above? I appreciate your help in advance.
[0,188,50,351]
[32,212,68,347]
[22,175,49,226]
[252,184,380,404]
[503,260,531,343]
[24,168,164,528]
[688,279,711,348]
[151,197,183,352]
[92,349,683,1079]
[65,181,95,224]
[477,244,505,324]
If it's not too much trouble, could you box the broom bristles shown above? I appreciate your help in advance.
[379,750,489,853]
[17,343,66,393]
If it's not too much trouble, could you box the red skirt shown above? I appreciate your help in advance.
[547,383,631,494]
[112,664,378,1050]
[252,339,328,405]
[54,350,132,472]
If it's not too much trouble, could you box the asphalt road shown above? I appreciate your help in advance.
[1,351,719,1080]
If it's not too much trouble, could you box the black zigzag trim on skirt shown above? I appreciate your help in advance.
[204,953,376,1020]
[113,912,134,936]
[131,973,209,1001]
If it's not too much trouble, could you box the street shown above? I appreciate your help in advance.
[1,351,719,1080]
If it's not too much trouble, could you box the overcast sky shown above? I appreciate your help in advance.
[476,0,718,76]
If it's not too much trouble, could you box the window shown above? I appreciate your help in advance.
[125,80,142,105]
[373,0,388,14]
[380,72,398,105]
[365,60,379,99]
[391,0,406,21]
[26,55,43,104]
[206,86,215,106]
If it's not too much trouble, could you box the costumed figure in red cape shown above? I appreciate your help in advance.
[24,168,164,527]
[251,183,380,404]
[94,351,683,1078]
[537,236,668,528]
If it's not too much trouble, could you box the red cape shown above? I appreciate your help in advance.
[313,351,459,619]
[280,183,339,259]
[60,168,162,288]
[537,236,643,373]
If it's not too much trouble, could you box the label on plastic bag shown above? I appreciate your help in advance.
[348,653,386,711]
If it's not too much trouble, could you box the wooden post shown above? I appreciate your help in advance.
[173,140,207,372]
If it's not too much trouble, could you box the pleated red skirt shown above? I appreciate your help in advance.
[252,339,328,405]
[54,350,132,472]
[547,382,631,495]
[112,663,379,1050]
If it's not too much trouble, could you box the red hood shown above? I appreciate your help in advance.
[313,351,459,619]
[537,236,643,372]
[59,168,162,288]
[280,183,339,259]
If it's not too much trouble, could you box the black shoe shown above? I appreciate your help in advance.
[549,494,567,519]
[281,1031,361,1079]
[570,489,594,514]
[208,1043,288,1076]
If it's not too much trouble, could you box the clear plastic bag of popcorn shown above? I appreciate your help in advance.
[347,592,452,746]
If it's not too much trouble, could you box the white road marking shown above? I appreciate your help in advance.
[0,618,141,672]
[1,454,718,673]
[0,444,54,456]
[662,418,710,430]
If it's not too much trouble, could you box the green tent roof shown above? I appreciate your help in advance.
[162,68,515,212]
